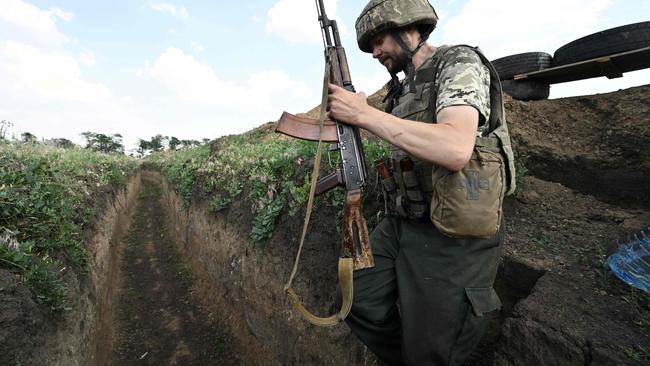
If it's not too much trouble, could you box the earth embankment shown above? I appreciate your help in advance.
[1,175,141,365]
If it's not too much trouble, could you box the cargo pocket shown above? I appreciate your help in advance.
[464,287,501,316]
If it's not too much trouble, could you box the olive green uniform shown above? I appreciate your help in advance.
[345,46,504,366]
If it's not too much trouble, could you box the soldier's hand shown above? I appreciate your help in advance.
[327,83,369,126]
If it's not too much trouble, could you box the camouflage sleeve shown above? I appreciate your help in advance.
[435,46,491,126]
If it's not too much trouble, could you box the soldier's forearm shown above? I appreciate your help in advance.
[359,105,477,171]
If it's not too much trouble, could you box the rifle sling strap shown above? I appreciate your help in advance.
[283,57,354,327]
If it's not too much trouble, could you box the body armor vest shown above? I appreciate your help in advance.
[378,45,516,236]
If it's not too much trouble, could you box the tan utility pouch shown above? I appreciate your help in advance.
[430,145,506,239]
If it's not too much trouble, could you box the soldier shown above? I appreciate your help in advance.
[327,0,516,365]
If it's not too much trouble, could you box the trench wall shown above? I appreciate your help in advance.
[30,175,141,366]
[154,170,376,365]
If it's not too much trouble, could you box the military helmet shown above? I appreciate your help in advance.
[355,0,438,53]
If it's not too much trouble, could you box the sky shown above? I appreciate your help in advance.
[1,0,649,152]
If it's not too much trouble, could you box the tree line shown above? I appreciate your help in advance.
[0,120,208,156]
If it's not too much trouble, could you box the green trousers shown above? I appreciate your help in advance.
[345,215,503,366]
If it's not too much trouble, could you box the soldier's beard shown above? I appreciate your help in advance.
[387,49,410,75]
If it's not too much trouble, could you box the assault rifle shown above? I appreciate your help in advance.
[276,0,374,326]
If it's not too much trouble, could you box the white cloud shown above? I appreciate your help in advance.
[145,47,244,106]
[247,70,313,104]
[47,7,75,22]
[144,47,313,111]
[441,0,611,59]
[148,2,189,19]
[0,41,111,102]
[79,50,96,66]
[353,71,388,95]
[550,68,650,99]
[190,41,204,54]
[266,0,347,44]
[0,0,73,46]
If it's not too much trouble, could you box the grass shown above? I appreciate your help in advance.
[514,154,529,194]
[146,130,390,247]
[0,142,137,313]
[528,231,560,253]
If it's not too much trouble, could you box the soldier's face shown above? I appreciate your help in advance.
[371,32,409,74]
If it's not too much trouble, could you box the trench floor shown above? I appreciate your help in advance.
[112,177,240,365]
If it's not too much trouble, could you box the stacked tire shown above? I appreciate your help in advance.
[552,21,650,67]
[488,21,650,101]
[490,52,552,101]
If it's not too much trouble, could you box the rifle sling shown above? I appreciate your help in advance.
[286,258,353,326]
[283,57,354,326]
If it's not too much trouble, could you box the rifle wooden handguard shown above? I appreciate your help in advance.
[276,111,338,142]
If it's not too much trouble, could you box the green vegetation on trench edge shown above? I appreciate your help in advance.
[146,132,390,248]
[0,142,138,313]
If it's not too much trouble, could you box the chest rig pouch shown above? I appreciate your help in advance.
[381,45,516,239]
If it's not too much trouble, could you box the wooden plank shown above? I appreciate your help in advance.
[512,46,650,84]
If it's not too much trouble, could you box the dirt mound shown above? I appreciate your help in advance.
[506,85,650,208]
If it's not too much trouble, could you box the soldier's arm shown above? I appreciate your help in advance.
[328,84,477,172]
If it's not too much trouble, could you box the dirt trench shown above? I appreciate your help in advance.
[110,175,240,365]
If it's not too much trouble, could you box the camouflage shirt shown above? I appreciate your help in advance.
[434,45,491,132]
[389,44,491,134]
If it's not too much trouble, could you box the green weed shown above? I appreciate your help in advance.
[514,155,529,193]
[620,287,650,328]
[0,143,137,314]
[593,240,611,283]
[147,132,389,247]
[528,232,558,252]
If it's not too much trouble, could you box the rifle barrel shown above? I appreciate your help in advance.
[315,0,332,46]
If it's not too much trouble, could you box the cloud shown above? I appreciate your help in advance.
[148,2,189,19]
[144,47,313,111]
[247,70,313,103]
[144,47,244,106]
[0,0,74,46]
[190,41,204,54]
[0,41,111,102]
[266,0,347,44]
[353,72,388,95]
[441,0,611,59]
[79,50,96,66]
[47,7,74,22]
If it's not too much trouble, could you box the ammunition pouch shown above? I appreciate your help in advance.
[380,136,506,240]
[378,156,432,220]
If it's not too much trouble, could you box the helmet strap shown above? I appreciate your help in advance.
[391,30,429,93]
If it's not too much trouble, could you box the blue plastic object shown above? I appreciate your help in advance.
[607,227,650,293]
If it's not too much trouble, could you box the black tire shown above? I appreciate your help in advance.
[501,80,549,101]
[553,21,650,66]
[490,52,552,80]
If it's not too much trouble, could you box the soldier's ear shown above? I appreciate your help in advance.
[399,26,421,44]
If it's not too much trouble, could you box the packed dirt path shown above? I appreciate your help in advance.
[111,176,240,365]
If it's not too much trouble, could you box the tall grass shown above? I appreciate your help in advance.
[0,142,137,313]
[147,131,390,247]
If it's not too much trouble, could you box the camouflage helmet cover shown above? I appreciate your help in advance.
[355,0,438,53]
